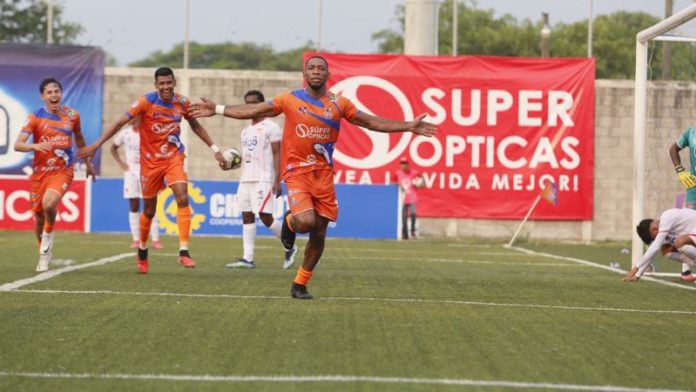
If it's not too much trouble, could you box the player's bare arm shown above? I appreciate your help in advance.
[187,117,226,167]
[77,114,131,159]
[73,127,97,181]
[13,132,51,153]
[669,142,683,167]
[110,143,129,172]
[349,112,438,138]
[189,97,276,119]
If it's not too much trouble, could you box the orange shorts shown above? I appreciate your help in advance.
[30,169,74,214]
[141,153,188,198]
[285,169,338,222]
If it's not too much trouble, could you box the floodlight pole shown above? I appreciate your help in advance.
[46,0,54,44]
[452,0,458,55]
[587,0,593,57]
[183,0,190,69]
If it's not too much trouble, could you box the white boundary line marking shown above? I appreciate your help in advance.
[0,253,132,292]
[0,371,688,391]
[9,289,696,315]
[507,245,696,291]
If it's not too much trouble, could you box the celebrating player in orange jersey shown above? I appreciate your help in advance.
[190,56,437,299]
[78,67,226,274]
[14,78,96,272]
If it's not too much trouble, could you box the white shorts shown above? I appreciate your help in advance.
[123,171,142,199]
[237,181,275,215]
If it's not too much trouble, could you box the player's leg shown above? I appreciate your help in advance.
[150,213,162,249]
[227,211,257,269]
[674,235,696,281]
[401,204,409,240]
[169,182,195,267]
[30,178,44,246]
[256,181,294,268]
[135,196,157,274]
[35,171,73,272]
[124,170,141,248]
[408,203,417,238]
[291,212,328,300]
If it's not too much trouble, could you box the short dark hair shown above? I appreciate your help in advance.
[636,219,654,245]
[304,55,329,70]
[39,78,62,93]
[154,67,175,80]
[244,90,264,102]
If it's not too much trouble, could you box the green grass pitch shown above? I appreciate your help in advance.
[1,230,694,392]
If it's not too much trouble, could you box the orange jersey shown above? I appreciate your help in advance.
[126,91,191,167]
[269,89,359,179]
[21,105,80,180]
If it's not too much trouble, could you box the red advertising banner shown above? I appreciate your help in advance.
[0,175,87,231]
[309,53,594,219]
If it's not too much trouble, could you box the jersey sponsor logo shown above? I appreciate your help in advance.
[151,122,179,135]
[295,123,330,139]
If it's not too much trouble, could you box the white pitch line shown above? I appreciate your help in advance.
[507,245,696,291]
[8,289,696,316]
[322,256,585,267]
[0,371,688,392]
[0,253,132,292]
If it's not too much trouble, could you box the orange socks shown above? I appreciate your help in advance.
[139,214,153,247]
[294,266,313,286]
[177,206,191,249]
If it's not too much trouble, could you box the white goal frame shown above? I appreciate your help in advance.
[633,4,696,266]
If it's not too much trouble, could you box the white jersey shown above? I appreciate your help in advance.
[636,208,696,271]
[113,125,140,174]
[239,118,281,182]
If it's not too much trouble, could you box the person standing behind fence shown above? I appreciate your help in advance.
[110,116,162,250]
[668,130,696,281]
[224,90,298,270]
[394,157,423,240]
[13,78,96,272]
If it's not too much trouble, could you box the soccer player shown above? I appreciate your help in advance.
[189,55,437,299]
[110,116,162,249]
[13,78,95,272]
[224,90,298,270]
[668,131,696,281]
[624,208,696,282]
[393,156,423,240]
[78,67,225,274]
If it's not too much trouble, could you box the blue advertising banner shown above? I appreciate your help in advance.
[90,178,399,239]
[0,44,104,175]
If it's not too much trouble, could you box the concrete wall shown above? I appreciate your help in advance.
[101,67,696,242]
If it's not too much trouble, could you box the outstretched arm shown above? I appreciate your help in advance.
[14,132,51,153]
[189,98,277,120]
[624,232,667,282]
[76,114,131,159]
[349,112,437,138]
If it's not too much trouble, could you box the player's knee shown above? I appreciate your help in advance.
[175,196,189,208]
[293,214,316,233]
[258,213,274,227]
[675,235,695,248]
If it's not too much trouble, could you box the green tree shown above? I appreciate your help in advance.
[0,0,83,44]
[374,1,696,80]
[130,41,314,71]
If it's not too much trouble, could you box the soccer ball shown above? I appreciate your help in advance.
[221,147,242,170]
[412,176,425,188]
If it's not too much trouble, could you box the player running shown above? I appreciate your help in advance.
[78,67,225,274]
[189,55,437,299]
[14,78,96,272]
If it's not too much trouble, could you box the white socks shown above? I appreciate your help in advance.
[128,212,139,241]
[679,244,696,264]
[40,230,55,254]
[243,223,256,261]
[269,220,282,238]
[151,216,160,242]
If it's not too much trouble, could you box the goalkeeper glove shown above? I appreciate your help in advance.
[676,166,696,189]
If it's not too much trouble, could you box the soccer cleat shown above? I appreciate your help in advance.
[130,240,139,249]
[283,245,298,270]
[681,271,696,282]
[280,210,296,251]
[179,256,196,268]
[225,258,256,269]
[152,241,163,249]
[137,260,149,274]
[290,283,313,300]
[36,252,51,272]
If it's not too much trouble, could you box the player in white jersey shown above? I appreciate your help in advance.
[110,118,162,249]
[225,90,298,269]
[625,208,696,282]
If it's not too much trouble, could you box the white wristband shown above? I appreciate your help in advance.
[215,105,225,115]
[210,144,220,153]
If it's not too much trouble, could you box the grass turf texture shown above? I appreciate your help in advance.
[1,231,694,392]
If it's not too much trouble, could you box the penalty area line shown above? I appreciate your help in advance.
[0,371,688,392]
[0,253,132,292]
[507,245,696,291]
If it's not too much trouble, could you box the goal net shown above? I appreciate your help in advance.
[633,2,696,267]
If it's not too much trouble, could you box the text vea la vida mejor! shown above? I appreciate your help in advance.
[333,88,584,193]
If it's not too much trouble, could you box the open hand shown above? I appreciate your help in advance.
[189,97,216,118]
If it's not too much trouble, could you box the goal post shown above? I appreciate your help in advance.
[632,4,696,266]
